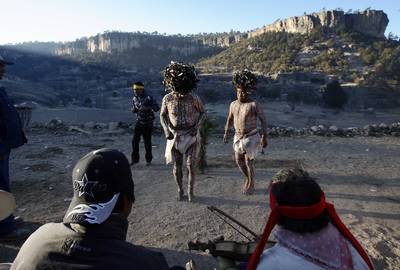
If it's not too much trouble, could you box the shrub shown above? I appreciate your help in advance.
[83,97,92,107]
[321,80,347,108]
[260,85,282,99]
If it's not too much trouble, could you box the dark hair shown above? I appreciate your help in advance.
[133,81,144,87]
[270,168,329,233]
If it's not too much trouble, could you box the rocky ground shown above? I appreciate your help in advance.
[1,102,400,269]
[0,128,399,269]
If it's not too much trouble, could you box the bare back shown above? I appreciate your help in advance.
[160,92,204,130]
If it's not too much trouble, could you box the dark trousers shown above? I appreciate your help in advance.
[131,122,153,164]
[0,149,15,236]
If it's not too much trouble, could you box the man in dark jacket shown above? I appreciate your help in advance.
[11,149,175,270]
[0,55,27,239]
[131,81,159,166]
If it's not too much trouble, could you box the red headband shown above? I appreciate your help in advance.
[270,192,326,220]
[246,190,375,270]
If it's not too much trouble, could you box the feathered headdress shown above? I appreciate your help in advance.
[163,61,198,94]
[232,69,257,92]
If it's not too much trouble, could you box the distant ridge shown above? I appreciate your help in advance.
[249,9,388,39]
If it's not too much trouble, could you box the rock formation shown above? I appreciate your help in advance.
[193,33,248,47]
[55,32,215,56]
[54,9,389,55]
[249,10,388,39]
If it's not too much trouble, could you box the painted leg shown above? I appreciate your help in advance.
[172,148,184,201]
[245,156,255,195]
[235,152,249,194]
[186,144,197,202]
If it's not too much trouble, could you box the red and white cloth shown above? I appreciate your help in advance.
[273,223,353,269]
[246,191,375,270]
[255,223,370,270]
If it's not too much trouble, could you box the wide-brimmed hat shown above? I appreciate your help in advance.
[0,190,16,221]
[0,55,14,65]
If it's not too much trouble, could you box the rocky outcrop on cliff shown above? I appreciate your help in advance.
[55,32,250,56]
[193,32,248,47]
[249,9,388,39]
[55,32,217,56]
[345,10,389,39]
[54,9,388,56]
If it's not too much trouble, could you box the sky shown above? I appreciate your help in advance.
[1,0,399,44]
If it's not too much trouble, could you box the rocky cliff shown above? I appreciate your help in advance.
[249,10,388,39]
[193,32,248,47]
[54,9,389,56]
[55,32,215,56]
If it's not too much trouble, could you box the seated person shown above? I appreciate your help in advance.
[246,168,374,270]
[11,148,183,270]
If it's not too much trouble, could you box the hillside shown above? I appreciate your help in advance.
[248,9,388,39]
[0,47,136,107]
[198,28,400,88]
[1,9,399,108]
[54,32,223,72]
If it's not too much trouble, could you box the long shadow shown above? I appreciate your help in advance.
[336,208,400,220]
[149,247,216,269]
[195,195,266,207]
[208,157,304,169]
[0,241,216,269]
[314,173,400,187]
[329,192,400,204]
[203,170,274,179]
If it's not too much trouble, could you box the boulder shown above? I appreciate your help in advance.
[47,119,65,130]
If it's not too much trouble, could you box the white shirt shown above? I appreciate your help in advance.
[256,242,369,270]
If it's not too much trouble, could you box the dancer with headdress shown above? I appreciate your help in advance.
[224,69,268,195]
[160,62,205,202]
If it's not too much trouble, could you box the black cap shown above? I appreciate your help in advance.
[64,148,134,225]
[0,55,14,65]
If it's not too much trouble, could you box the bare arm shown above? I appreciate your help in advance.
[256,102,268,147]
[160,96,173,140]
[223,104,234,143]
[191,95,205,135]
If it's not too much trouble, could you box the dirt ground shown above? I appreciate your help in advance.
[1,127,399,269]
[31,101,400,129]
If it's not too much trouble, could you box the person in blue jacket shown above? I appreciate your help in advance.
[131,81,159,166]
[0,55,27,239]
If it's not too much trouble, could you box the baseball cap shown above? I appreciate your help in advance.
[0,190,16,221]
[64,148,134,225]
[0,55,14,65]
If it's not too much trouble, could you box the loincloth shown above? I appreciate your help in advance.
[165,130,199,164]
[233,129,262,160]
